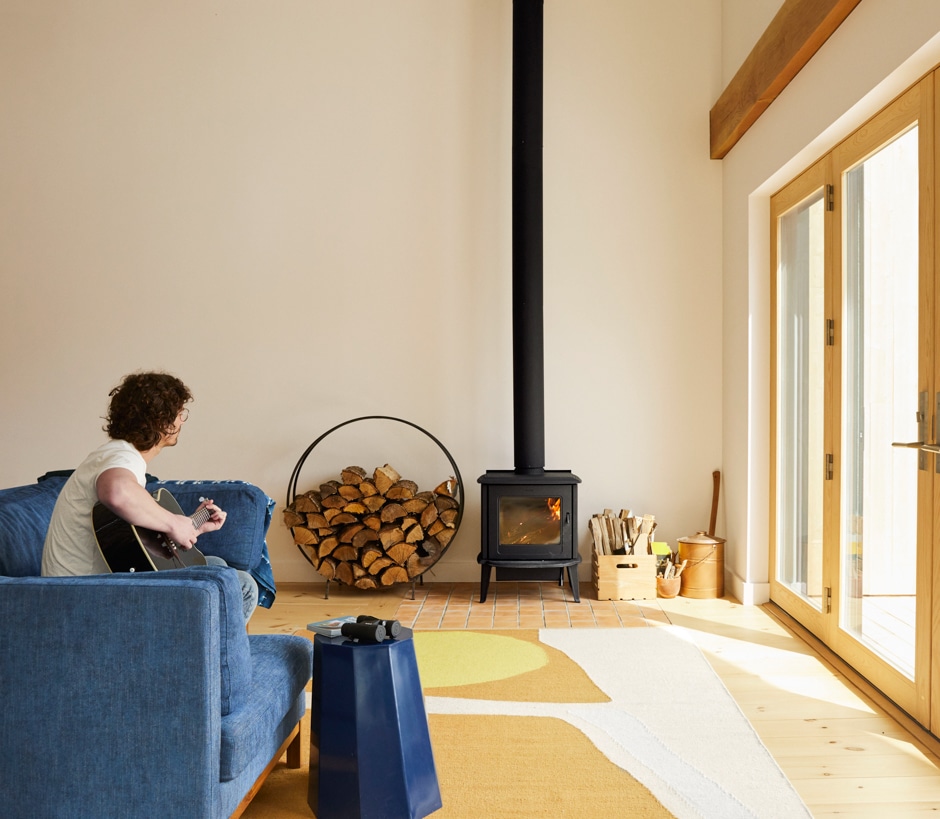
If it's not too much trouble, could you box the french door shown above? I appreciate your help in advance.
[770,76,936,728]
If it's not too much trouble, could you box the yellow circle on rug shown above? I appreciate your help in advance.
[414,632,547,688]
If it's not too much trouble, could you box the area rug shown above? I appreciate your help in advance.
[242,627,811,818]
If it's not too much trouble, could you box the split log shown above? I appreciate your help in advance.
[338,484,362,501]
[380,503,407,523]
[332,545,358,562]
[420,504,439,529]
[339,523,365,543]
[293,493,320,514]
[373,464,401,495]
[435,478,457,497]
[362,496,386,513]
[434,528,456,548]
[352,528,379,549]
[306,512,330,529]
[381,566,409,586]
[386,542,416,565]
[386,479,418,500]
[321,494,347,510]
[367,556,395,575]
[335,561,354,587]
[292,527,318,546]
[283,509,305,527]
[318,536,339,558]
[318,557,336,580]
[341,465,368,484]
[360,547,384,569]
[402,497,430,515]
[378,525,404,549]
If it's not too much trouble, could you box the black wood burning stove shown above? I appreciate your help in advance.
[478,470,580,602]
[477,0,581,603]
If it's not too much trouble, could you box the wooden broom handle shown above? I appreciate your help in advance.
[708,470,720,537]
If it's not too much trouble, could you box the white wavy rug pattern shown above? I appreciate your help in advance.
[422,627,811,819]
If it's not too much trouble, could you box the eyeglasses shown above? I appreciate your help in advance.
[178,408,190,422]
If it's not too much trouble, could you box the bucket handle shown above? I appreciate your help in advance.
[683,544,717,570]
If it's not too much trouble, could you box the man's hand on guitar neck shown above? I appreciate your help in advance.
[193,498,227,537]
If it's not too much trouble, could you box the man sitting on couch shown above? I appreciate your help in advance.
[41,370,258,619]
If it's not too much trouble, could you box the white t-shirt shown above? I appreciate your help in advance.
[41,439,147,576]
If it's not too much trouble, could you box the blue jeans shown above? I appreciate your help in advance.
[204,554,258,620]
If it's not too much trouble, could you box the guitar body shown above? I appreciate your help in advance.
[93,488,208,572]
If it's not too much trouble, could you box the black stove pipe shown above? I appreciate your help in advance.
[512,0,545,475]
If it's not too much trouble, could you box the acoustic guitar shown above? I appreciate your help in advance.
[92,488,209,572]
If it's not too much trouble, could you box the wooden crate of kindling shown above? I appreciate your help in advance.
[592,551,657,600]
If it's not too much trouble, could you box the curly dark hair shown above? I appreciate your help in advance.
[104,372,193,451]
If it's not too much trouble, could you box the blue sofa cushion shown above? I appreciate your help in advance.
[147,479,273,572]
[220,634,313,781]
[0,477,65,576]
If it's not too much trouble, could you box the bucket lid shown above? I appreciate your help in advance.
[678,530,725,546]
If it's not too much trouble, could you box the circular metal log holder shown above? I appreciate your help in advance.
[286,415,464,599]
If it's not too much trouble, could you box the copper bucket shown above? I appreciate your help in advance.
[677,531,725,599]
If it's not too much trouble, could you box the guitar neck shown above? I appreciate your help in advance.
[191,505,213,530]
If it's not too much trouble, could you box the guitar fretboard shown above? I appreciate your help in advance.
[192,506,213,529]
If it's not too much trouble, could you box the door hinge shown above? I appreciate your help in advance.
[825,586,832,613]
[826,318,835,346]
[825,453,834,480]
[826,184,835,211]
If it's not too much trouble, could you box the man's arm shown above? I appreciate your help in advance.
[96,468,223,548]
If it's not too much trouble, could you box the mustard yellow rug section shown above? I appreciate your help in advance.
[416,629,609,703]
[428,712,672,818]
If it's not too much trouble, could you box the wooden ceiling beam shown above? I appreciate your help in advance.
[709,0,863,159]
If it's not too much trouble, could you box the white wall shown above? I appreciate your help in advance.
[720,0,940,603]
[719,0,783,87]
[0,1,722,586]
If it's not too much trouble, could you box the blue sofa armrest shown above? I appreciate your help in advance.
[0,572,226,817]
[0,568,311,819]
[0,476,67,576]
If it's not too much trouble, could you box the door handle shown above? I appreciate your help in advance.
[892,441,940,453]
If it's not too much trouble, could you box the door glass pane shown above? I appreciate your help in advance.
[499,497,562,545]
[841,126,918,679]
[776,190,826,609]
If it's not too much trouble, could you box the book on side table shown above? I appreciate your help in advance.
[307,616,357,637]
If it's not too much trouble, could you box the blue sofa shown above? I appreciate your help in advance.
[0,474,313,819]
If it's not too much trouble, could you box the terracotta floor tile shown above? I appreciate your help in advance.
[389,581,680,632]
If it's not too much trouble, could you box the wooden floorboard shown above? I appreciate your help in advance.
[250,581,940,816]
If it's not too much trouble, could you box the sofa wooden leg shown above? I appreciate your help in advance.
[230,721,303,819]
[286,721,302,768]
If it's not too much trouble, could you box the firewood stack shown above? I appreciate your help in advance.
[284,464,460,589]
[589,509,656,555]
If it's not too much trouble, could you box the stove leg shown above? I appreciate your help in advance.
[567,565,581,603]
[479,564,492,603]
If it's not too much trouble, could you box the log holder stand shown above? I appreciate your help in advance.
[286,415,465,599]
